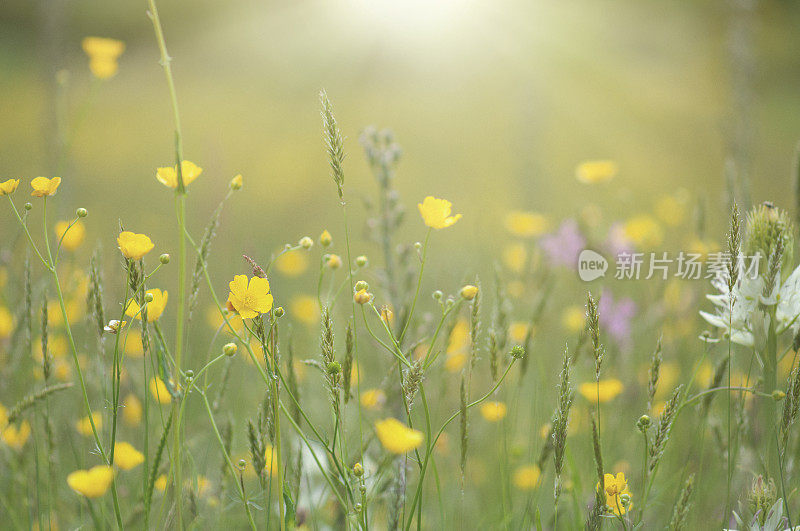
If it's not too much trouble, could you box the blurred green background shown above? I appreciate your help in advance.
[3,0,800,265]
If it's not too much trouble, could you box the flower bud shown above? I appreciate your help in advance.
[185,369,194,382]
[326,254,343,269]
[636,414,651,432]
[24,202,32,211]
[354,503,362,513]
[299,236,313,249]
[237,459,247,471]
[510,345,525,359]
[326,361,341,375]
[354,289,371,305]
[274,306,285,318]
[223,343,238,357]
[144,293,155,303]
[76,208,88,218]
[230,174,243,190]
[460,285,479,300]
[353,462,364,477]
[355,255,368,267]
[355,280,369,291]
[320,230,332,247]
[380,305,393,323]
[772,390,786,401]
[160,253,171,264]
[414,241,422,250]
[432,290,443,301]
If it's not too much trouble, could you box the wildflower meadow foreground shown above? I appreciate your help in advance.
[4,3,800,531]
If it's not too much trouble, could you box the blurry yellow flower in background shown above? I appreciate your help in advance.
[76,413,102,436]
[124,330,143,358]
[150,378,172,404]
[30,177,61,197]
[326,254,343,269]
[290,295,319,324]
[578,379,624,402]
[113,441,144,470]
[418,196,461,229]
[375,418,424,454]
[117,232,154,260]
[230,174,243,190]
[445,352,468,372]
[597,472,633,515]
[447,318,469,354]
[123,394,142,426]
[2,420,31,450]
[55,220,85,251]
[562,306,586,333]
[512,465,541,490]
[0,307,13,338]
[156,160,203,189]
[509,322,529,343]
[226,275,273,319]
[360,389,386,410]
[504,211,548,237]
[576,160,617,184]
[67,465,114,498]
[154,475,168,492]
[686,237,719,259]
[624,215,663,248]
[206,306,245,334]
[503,243,527,273]
[654,194,686,227]
[319,229,333,247]
[126,289,168,322]
[274,250,309,276]
[82,37,125,79]
[0,178,19,195]
[480,401,507,422]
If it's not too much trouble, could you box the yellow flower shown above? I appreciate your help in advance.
[444,352,467,373]
[326,254,343,269]
[480,401,508,422]
[0,307,13,338]
[150,378,172,404]
[597,472,633,515]
[578,379,624,403]
[562,306,586,333]
[230,174,243,190]
[375,418,424,454]
[125,330,144,358]
[125,289,168,322]
[512,465,541,490]
[114,441,144,470]
[55,220,85,251]
[447,318,469,354]
[82,37,125,79]
[76,413,102,436]
[2,420,31,450]
[30,177,62,197]
[122,394,142,426]
[156,160,203,189]
[360,389,386,410]
[274,250,308,276]
[654,195,685,227]
[226,275,273,319]
[417,196,462,229]
[504,211,548,237]
[154,474,168,492]
[67,465,115,498]
[502,243,527,273]
[117,232,154,260]
[509,322,529,344]
[624,216,663,248]
[0,178,20,195]
[576,160,617,184]
[319,229,332,247]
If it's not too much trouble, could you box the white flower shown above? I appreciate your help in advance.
[700,258,800,347]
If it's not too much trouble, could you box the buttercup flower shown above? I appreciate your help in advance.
[227,275,273,319]
[0,178,19,196]
[76,413,103,436]
[375,418,424,454]
[117,232,154,260]
[67,465,115,498]
[114,441,144,470]
[126,289,168,322]
[55,220,85,251]
[122,394,142,426]
[360,389,387,410]
[480,401,508,422]
[2,420,31,450]
[597,472,633,515]
[578,379,624,402]
[512,465,541,490]
[150,378,172,404]
[504,211,548,237]
[30,177,62,197]
[82,37,125,79]
[576,160,617,184]
[156,160,203,189]
[418,196,462,229]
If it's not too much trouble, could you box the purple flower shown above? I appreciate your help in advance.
[540,220,586,269]
[604,222,634,261]
[599,290,636,352]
